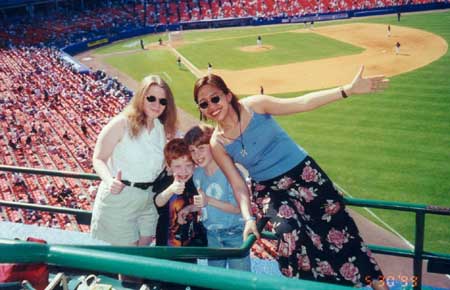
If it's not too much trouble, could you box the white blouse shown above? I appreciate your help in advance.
[108,115,166,182]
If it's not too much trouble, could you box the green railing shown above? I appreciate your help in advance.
[1,165,449,290]
[0,238,351,290]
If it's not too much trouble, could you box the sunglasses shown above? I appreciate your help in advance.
[146,95,168,106]
[198,95,221,109]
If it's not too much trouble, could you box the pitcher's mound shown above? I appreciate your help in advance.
[240,45,274,52]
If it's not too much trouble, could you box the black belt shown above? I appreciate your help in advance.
[121,180,154,190]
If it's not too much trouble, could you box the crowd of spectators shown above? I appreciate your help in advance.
[0,2,143,47]
[0,0,445,47]
[0,46,130,231]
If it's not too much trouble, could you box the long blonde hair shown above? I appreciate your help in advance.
[124,75,177,138]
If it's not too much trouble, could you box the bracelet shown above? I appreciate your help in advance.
[340,87,349,99]
[244,216,256,222]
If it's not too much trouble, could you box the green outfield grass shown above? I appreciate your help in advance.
[94,34,170,54]
[177,32,362,70]
[103,49,197,114]
[94,23,308,54]
[352,11,450,255]
[95,11,450,253]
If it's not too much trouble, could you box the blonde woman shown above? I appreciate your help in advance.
[91,75,177,246]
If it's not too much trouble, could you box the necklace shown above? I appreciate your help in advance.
[222,118,247,158]
[238,120,248,157]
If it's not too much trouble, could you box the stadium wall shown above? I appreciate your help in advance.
[62,2,450,56]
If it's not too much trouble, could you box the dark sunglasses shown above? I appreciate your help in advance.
[146,95,168,106]
[198,95,221,109]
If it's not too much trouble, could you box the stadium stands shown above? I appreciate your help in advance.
[0,46,130,231]
[0,0,443,48]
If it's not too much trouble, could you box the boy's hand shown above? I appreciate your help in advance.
[170,178,185,195]
[193,188,207,208]
[177,208,189,224]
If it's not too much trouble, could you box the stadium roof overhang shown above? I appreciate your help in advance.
[0,0,66,10]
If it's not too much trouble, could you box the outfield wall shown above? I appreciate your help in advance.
[63,2,450,56]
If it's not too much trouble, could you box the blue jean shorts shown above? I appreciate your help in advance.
[207,224,251,271]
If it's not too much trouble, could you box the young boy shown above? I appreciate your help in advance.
[153,138,207,247]
[184,124,251,271]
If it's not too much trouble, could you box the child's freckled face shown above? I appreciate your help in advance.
[170,156,194,182]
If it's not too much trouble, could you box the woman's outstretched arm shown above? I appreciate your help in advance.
[244,65,389,115]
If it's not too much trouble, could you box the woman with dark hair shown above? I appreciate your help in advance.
[193,66,389,289]
[91,75,177,246]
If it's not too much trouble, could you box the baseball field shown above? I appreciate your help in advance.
[78,10,450,254]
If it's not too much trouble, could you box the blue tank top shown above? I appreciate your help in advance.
[224,112,307,182]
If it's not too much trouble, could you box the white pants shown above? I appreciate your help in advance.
[91,182,157,245]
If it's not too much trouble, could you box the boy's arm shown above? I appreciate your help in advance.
[177,204,200,225]
[183,204,200,213]
[155,179,185,207]
[154,188,174,207]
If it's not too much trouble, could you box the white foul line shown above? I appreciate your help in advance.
[167,43,203,78]
[336,184,450,280]
[335,183,414,249]
[163,71,172,82]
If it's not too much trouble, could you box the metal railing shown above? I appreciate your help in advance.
[0,238,351,290]
[1,165,449,290]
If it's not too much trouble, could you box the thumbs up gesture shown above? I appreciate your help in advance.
[170,176,185,196]
[109,170,125,195]
[193,188,208,208]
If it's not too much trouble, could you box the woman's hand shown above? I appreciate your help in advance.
[109,170,125,195]
[243,219,260,241]
[346,65,389,95]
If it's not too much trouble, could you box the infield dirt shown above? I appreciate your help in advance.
[213,23,447,95]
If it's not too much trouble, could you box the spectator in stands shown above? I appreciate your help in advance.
[13,173,26,187]
[80,122,88,136]
[192,67,389,289]
[8,139,17,150]
[91,75,178,247]
[62,131,70,140]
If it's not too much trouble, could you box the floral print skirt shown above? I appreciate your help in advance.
[251,156,382,287]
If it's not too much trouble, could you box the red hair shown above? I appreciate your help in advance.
[164,138,193,166]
